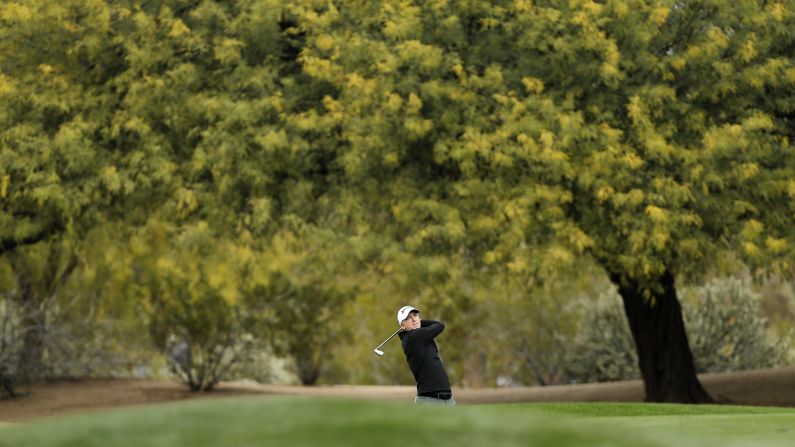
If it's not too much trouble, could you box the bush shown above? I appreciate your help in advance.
[567,277,791,383]
[225,343,296,385]
[684,277,791,373]
[147,288,255,392]
[566,292,639,383]
[268,278,349,386]
[129,223,263,392]
[0,295,134,397]
[486,290,584,386]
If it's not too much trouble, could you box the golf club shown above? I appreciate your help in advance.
[373,328,402,356]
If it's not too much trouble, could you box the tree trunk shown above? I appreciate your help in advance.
[294,351,321,386]
[0,366,17,398]
[609,269,713,403]
[13,265,46,381]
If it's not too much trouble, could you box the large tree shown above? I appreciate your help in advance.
[291,0,795,402]
[2,0,362,388]
[1,1,134,387]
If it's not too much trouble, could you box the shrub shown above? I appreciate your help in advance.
[147,288,255,392]
[566,292,639,383]
[0,294,132,397]
[567,277,791,383]
[684,277,791,373]
[268,278,349,385]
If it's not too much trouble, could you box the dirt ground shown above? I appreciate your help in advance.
[1,366,794,423]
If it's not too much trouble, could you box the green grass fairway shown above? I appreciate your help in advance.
[1,397,794,447]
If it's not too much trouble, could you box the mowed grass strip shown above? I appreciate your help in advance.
[1,397,794,447]
[497,401,795,417]
[502,402,795,446]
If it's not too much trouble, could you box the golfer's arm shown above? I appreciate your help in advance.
[411,320,444,343]
[420,319,442,328]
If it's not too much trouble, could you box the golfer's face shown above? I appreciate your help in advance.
[401,311,421,331]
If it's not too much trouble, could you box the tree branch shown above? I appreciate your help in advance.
[0,221,64,257]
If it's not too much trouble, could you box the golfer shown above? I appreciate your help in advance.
[397,305,455,406]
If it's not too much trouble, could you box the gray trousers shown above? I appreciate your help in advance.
[415,395,456,406]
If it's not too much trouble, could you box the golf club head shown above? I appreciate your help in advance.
[373,348,384,356]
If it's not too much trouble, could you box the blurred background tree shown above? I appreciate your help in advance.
[291,0,795,402]
[2,0,795,400]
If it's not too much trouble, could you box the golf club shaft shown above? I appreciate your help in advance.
[375,328,402,350]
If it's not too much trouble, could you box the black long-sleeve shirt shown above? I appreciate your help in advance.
[399,319,451,395]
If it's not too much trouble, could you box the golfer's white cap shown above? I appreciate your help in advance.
[397,305,420,325]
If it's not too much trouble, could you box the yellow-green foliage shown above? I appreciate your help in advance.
[126,220,267,390]
[292,0,795,288]
[3,0,795,386]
